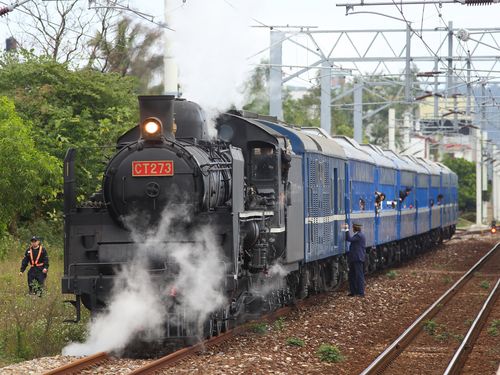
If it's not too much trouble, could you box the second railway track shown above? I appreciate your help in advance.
[361,242,500,375]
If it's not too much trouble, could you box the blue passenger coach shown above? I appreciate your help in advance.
[331,136,377,247]
[237,117,456,287]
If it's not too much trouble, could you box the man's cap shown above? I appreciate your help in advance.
[31,236,40,241]
[352,222,363,228]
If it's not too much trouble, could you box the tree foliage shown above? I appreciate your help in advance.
[242,62,269,115]
[441,156,475,211]
[0,97,60,233]
[88,17,164,94]
[0,52,139,230]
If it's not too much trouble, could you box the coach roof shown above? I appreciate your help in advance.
[258,121,346,159]
[330,136,376,164]
[381,149,415,172]
[359,144,396,169]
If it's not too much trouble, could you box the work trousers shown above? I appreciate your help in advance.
[27,267,46,295]
[348,261,365,296]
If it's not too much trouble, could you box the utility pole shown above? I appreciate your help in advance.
[321,61,332,134]
[269,30,284,120]
[163,0,178,96]
[353,83,363,143]
[492,145,497,222]
[163,0,181,97]
[475,125,482,226]
[482,131,488,224]
[405,24,412,104]
[474,83,486,227]
[388,108,396,151]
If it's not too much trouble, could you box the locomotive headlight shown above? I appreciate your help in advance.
[140,117,163,140]
[145,120,160,134]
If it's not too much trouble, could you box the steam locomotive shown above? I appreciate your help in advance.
[62,95,457,342]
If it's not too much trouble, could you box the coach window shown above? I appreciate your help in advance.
[251,146,276,181]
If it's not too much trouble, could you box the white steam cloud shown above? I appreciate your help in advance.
[169,0,255,134]
[63,207,226,356]
[250,262,288,298]
[62,263,164,355]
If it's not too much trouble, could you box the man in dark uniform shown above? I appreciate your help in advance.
[343,223,366,297]
[19,236,49,296]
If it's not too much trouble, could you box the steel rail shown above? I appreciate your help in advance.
[128,305,296,375]
[360,242,500,375]
[128,331,233,375]
[443,277,500,375]
[43,352,110,375]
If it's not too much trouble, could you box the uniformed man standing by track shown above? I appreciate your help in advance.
[343,223,366,297]
[19,236,49,296]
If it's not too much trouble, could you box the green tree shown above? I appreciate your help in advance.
[88,17,164,94]
[242,61,269,115]
[0,97,60,233]
[0,52,138,210]
[441,156,475,211]
[336,123,354,137]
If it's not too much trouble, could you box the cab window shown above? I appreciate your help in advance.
[251,147,276,181]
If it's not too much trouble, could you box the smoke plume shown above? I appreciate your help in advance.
[62,206,226,356]
[169,0,255,135]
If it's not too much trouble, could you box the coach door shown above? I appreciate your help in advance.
[333,167,339,250]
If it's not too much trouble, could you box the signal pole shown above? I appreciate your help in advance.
[163,0,179,96]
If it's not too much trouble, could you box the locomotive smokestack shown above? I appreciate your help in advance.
[138,95,175,140]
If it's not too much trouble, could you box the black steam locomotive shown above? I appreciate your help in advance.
[62,95,457,343]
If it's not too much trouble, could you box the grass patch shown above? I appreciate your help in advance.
[487,319,500,337]
[423,319,438,336]
[423,319,464,343]
[317,343,344,363]
[273,317,285,331]
[443,275,452,284]
[386,270,398,280]
[249,322,268,334]
[0,231,89,365]
[464,318,474,327]
[457,216,474,230]
[479,280,490,290]
[286,337,305,347]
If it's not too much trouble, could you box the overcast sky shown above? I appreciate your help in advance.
[133,0,500,84]
[138,0,500,30]
[0,0,499,124]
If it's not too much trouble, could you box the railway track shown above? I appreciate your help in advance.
[43,352,110,374]
[43,304,297,375]
[361,242,500,375]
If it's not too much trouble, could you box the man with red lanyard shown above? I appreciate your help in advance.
[19,236,49,295]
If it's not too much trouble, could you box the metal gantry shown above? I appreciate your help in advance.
[266,24,500,224]
[267,25,500,138]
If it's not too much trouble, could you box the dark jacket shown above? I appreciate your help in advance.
[345,231,366,263]
[20,246,49,273]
